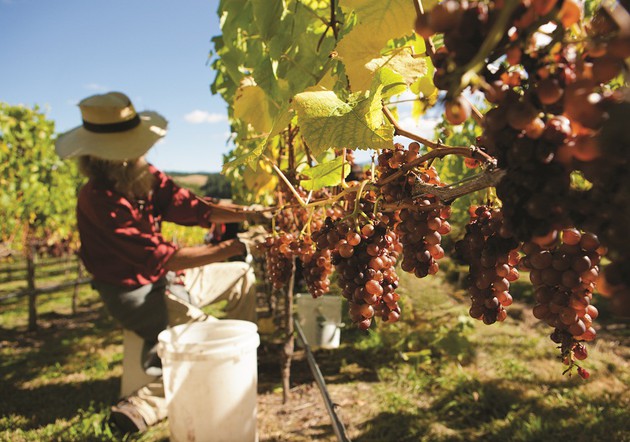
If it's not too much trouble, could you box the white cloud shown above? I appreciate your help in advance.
[83,83,108,92]
[184,110,227,124]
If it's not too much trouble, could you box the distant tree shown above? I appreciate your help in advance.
[0,102,82,329]
[201,173,232,199]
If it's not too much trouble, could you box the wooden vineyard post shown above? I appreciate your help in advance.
[72,259,83,315]
[26,243,37,332]
[282,257,296,404]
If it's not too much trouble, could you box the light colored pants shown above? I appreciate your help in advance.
[123,261,256,426]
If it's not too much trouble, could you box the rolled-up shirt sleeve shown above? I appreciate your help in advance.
[151,167,214,227]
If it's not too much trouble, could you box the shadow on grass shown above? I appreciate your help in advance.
[483,389,630,442]
[0,299,121,386]
[257,340,389,394]
[0,377,119,431]
[352,376,630,442]
[353,411,430,442]
[431,378,526,430]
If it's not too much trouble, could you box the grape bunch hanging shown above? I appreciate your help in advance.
[252,0,630,380]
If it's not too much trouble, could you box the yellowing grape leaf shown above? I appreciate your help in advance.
[365,47,427,89]
[243,159,278,196]
[293,87,393,155]
[233,79,273,134]
[221,106,294,173]
[336,0,416,91]
[300,157,350,191]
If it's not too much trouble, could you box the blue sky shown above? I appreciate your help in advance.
[0,0,232,173]
[0,0,444,173]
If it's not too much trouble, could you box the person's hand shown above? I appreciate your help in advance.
[228,238,248,257]
[237,226,269,259]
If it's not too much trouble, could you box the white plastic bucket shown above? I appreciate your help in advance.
[157,320,260,442]
[295,294,343,349]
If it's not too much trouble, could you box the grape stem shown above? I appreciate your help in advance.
[413,0,436,60]
[300,209,315,237]
[413,0,422,17]
[382,104,453,150]
[264,155,307,208]
[340,149,349,189]
[352,179,369,217]
[303,137,315,167]
[462,95,485,125]
[275,182,362,211]
[382,105,495,165]
[603,0,630,37]
[453,0,521,98]
[386,97,424,105]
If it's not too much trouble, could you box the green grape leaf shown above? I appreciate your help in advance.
[335,0,417,91]
[373,68,407,100]
[293,87,394,155]
[300,156,350,191]
[251,0,285,42]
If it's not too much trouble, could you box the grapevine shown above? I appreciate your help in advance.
[213,0,630,377]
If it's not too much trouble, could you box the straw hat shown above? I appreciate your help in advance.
[55,91,168,160]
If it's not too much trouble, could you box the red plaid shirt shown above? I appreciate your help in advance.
[77,165,213,287]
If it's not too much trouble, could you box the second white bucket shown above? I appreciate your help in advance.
[295,294,343,349]
[157,320,260,442]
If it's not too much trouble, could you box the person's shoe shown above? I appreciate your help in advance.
[109,400,148,434]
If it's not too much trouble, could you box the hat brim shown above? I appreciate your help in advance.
[55,111,168,160]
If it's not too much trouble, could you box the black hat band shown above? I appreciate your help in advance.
[82,114,141,133]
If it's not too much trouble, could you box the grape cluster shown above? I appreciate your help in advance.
[482,106,574,241]
[325,204,346,222]
[398,204,451,278]
[416,0,629,249]
[313,213,403,330]
[275,186,326,234]
[455,206,520,324]
[375,142,452,278]
[260,233,295,290]
[415,0,496,100]
[418,0,583,99]
[521,229,601,374]
[295,236,333,298]
[376,142,421,204]
[566,98,630,317]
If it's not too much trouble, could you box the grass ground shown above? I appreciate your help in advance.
[1,260,629,441]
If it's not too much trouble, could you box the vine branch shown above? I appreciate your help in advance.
[382,105,445,150]
[411,167,506,203]
[377,145,494,187]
